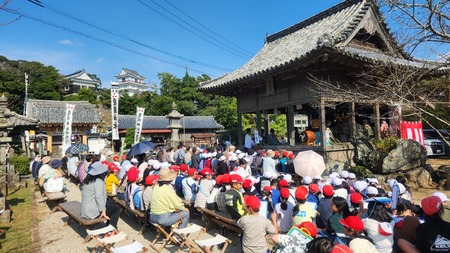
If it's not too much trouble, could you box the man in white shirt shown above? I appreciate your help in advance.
[244,128,254,152]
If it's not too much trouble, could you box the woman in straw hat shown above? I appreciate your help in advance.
[150,168,189,229]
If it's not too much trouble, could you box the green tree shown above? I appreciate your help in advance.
[64,88,99,105]
[124,128,135,149]
[98,88,111,109]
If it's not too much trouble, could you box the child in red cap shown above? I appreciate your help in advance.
[225,174,245,220]
[193,167,215,209]
[316,185,335,229]
[238,195,277,253]
[274,188,294,233]
[293,186,318,225]
[340,216,377,252]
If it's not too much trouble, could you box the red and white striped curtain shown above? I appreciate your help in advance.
[401,121,424,146]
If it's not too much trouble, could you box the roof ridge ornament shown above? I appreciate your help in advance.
[317,33,334,47]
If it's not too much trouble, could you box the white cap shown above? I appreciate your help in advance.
[212,152,217,157]
[147,159,155,166]
[340,170,349,179]
[131,158,139,164]
[348,173,356,179]
[387,179,398,189]
[329,172,339,179]
[229,154,237,161]
[366,186,378,195]
[313,175,322,180]
[161,162,170,169]
[283,174,292,183]
[302,176,312,185]
[219,155,226,161]
[235,150,242,154]
[243,157,250,164]
[433,192,449,202]
[238,153,246,159]
[353,180,368,192]
[332,177,343,186]
[124,164,133,172]
[368,178,379,184]
[153,161,161,170]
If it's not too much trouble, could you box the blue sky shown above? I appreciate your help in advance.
[0,0,444,89]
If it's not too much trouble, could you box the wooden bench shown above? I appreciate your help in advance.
[198,208,243,234]
[44,191,67,212]
[53,201,107,229]
[112,197,147,234]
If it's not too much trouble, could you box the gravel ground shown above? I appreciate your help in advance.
[35,179,242,253]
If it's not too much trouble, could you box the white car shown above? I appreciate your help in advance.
[424,138,446,156]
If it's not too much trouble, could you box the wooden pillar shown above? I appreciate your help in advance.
[374,102,380,139]
[287,105,295,146]
[237,112,243,147]
[263,110,269,138]
[82,134,88,145]
[349,102,356,137]
[47,134,53,155]
[256,110,262,137]
[319,99,326,148]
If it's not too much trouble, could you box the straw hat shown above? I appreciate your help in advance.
[159,168,176,181]
[266,149,275,158]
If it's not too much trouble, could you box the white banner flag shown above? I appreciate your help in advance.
[62,104,75,154]
[134,107,145,144]
[111,88,120,140]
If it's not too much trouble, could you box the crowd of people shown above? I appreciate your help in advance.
[30,145,450,253]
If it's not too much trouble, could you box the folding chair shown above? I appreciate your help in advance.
[91,231,127,253]
[109,240,148,253]
[172,224,205,252]
[84,225,116,243]
[193,234,231,253]
[149,221,181,253]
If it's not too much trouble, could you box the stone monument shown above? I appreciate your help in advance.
[166,102,184,147]
[0,95,14,222]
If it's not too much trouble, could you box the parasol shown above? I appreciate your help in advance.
[128,141,156,156]
[66,143,90,154]
[293,150,326,178]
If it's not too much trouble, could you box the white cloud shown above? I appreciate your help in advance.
[59,39,73,45]
[58,39,84,47]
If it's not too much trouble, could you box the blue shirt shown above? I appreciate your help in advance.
[175,174,187,198]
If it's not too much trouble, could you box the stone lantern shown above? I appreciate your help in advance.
[166,102,184,147]
[0,95,14,222]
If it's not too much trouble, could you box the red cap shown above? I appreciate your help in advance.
[297,221,317,237]
[350,192,363,204]
[421,196,442,215]
[242,179,253,189]
[187,168,198,176]
[200,167,215,176]
[288,153,295,159]
[322,185,334,197]
[101,161,109,165]
[113,155,119,161]
[279,179,289,187]
[108,163,120,173]
[330,244,353,253]
[122,155,127,160]
[145,174,159,185]
[263,186,272,193]
[295,186,309,200]
[230,174,243,183]
[244,195,261,211]
[340,216,364,231]
[222,174,231,184]
[308,184,320,193]
[169,165,179,172]
[195,175,201,180]
[127,168,140,183]
[179,164,188,172]
[280,188,290,199]
[282,151,288,157]
[274,151,280,157]
[215,175,223,186]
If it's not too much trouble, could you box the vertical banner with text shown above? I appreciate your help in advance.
[111,88,120,140]
[134,107,145,144]
[62,104,75,154]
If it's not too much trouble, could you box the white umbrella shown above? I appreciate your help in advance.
[293,150,326,177]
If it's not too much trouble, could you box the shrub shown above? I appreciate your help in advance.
[351,165,372,179]
[10,156,30,175]
[373,137,398,155]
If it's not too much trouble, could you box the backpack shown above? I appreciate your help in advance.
[182,178,197,196]
[176,152,184,165]
[133,188,143,211]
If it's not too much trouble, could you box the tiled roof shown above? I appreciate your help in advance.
[199,0,406,92]
[118,115,223,130]
[26,99,100,125]
[9,112,38,127]
[64,70,85,79]
[118,68,144,79]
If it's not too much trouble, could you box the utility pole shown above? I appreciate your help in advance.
[24,73,28,116]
